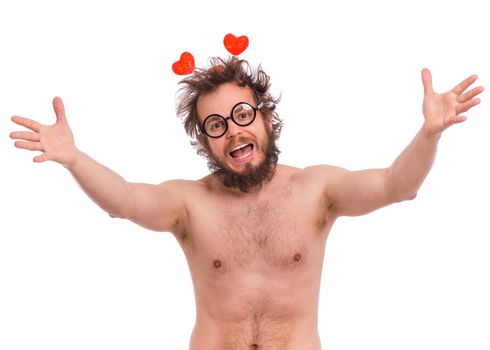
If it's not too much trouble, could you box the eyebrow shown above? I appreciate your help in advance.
[206,115,224,121]
[204,101,254,120]
[233,105,244,113]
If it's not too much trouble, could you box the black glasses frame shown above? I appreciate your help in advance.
[199,102,264,138]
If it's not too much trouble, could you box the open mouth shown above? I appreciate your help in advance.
[229,143,254,160]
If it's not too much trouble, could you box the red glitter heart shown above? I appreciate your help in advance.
[172,52,195,75]
[223,34,249,56]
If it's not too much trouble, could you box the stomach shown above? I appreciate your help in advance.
[188,313,322,350]
[188,275,322,350]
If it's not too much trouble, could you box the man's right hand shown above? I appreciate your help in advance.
[10,97,78,167]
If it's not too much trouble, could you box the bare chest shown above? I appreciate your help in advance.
[184,186,332,273]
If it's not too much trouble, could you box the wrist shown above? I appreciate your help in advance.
[63,149,82,170]
[421,122,442,141]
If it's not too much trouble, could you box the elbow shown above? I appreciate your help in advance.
[108,183,135,220]
[405,192,417,201]
[108,211,127,219]
[388,190,418,203]
[384,173,418,203]
[398,191,418,202]
[108,208,133,220]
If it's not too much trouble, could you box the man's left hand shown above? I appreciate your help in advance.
[421,68,484,137]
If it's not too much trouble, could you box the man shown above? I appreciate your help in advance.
[10,57,483,350]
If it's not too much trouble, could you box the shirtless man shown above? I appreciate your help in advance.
[10,57,483,349]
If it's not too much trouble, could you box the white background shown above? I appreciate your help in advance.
[1,0,489,349]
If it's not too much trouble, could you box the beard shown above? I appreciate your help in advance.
[202,129,280,193]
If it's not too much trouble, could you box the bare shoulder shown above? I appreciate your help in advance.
[272,164,348,204]
[157,177,209,193]
[285,164,351,210]
[287,164,348,186]
[127,178,210,233]
[154,177,212,208]
[298,164,394,217]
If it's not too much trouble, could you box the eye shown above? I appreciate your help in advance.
[233,104,254,124]
[211,122,223,130]
[204,116,226,135]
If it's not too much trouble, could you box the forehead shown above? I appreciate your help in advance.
[196,83,256,122]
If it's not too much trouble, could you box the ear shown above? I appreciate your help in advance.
[197,133,205,146]
[196,133,211,149]
[264,111,273,130]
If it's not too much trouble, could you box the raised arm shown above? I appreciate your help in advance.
[325,69,484,217]
[10,97,185,232]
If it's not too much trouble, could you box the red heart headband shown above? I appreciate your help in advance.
[172,33,249,76]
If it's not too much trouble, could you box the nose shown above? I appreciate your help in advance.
[225,117,241,138]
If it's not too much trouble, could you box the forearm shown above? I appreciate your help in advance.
[65,150,134,218]
[386,125,441,201]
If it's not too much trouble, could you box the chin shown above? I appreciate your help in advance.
[228,154,265,174]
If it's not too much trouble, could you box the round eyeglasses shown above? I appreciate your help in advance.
[199,102,264,138]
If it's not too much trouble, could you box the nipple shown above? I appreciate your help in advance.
[293,253,302,262]
[213,259,222,269]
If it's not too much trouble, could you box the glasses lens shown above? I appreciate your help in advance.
[204,115,227,137]
[232,103,256,126]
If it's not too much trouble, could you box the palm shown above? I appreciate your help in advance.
[421,69,483,136]
[11,97,78,165]
[38,119,75,164]
[423,91,458,133]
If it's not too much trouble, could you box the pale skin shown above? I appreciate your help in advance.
[11,69,483,349]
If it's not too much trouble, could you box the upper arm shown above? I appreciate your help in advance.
[124,180,188,233]
[321,165,396,217]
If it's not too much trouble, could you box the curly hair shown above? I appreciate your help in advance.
[176,56,283,154]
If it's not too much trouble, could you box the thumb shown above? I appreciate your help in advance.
[421,68,434,94]
[52,96,67,124]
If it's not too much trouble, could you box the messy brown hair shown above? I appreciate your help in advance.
[176,56,282,154]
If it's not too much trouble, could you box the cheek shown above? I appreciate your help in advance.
[207,140,227,157]
[256,126,270,145]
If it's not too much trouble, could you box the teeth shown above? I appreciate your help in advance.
[229,143,253,160]
[231,143,249,152]
[235,148,253,160]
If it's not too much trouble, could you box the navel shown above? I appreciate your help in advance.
[293,253,302,262]
[213,259,222,269]
[251,344,259,349]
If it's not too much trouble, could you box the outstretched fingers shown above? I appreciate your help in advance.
[456,98,481,115]
[13,140,44,152]
[11,116,42,132]
[33,154,49,163]
[457,86,484,103]
[449,115,468,125]
[452,74,479,95]
[421,68,434,94]
[52,96,67,124]
[10,131,41,142]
